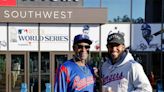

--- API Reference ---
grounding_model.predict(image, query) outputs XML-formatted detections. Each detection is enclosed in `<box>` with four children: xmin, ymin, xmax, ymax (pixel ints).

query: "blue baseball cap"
<box><xmin>73</xmin><ymin>34</ymin><xmax>92</xmax><ymax>45</ymax></box>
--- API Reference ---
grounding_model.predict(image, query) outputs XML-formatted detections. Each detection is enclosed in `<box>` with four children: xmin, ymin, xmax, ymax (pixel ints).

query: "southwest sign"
<box><xmin>0</xmin><ymin>7</ymin><xmax>107</xmax><ymax>23</ymax></box>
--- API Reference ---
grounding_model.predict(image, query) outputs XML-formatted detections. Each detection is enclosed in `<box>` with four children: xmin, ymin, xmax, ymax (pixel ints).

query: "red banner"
<box><xmin>0</xmin><ymin>0</ymin><xmax>16</xmax><ymax>6</ymax></box>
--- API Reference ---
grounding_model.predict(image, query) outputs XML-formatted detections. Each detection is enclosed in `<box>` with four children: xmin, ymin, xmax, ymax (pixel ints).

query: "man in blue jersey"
<box><xmin>54</xmin><ymin>34</ymin><xmax>95</xmax><ymax>92</ymax></box>
<box><xmin>101</xmin><ymin>32</ymin><xmax>152</xmax><ymax>92</ymax></box>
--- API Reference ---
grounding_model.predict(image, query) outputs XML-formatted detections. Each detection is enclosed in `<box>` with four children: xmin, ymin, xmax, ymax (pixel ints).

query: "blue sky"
<box><xmin>84</xmin><ymin>0</ymin><xmax>145</xmax><ymax>21</ymax></box>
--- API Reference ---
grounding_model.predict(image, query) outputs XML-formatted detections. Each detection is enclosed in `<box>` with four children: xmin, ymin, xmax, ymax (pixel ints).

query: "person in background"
<box><xmin>101</xmin><ymin>32</ymin><xmax>152</xmax><ymax>92</ymax></box>
<box><xmin>54</xmin><ymin>34</ymin><xmax>96</xmax><ymax>92</ymax></box>
<box><xmin>148</xmin><ymin>71</ymin><xmax>155</xmax><ymax>88</ymax></box>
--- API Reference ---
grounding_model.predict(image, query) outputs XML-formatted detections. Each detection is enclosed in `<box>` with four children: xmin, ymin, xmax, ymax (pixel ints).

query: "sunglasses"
<box><xmin>77</xmin><ymin>45</ymin><xmax>90</xmax><ymax>49</ymax></box>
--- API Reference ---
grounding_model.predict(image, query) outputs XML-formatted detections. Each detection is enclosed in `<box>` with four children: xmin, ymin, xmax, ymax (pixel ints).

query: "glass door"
<box><xmin>29</xmin><ymin>52</ymin><xmax>39</xmax><ymax>92</ymax></box>
<box><xmin>41</xmin><ymin>52</ymin><xmax>50</xmax><ymax>92</ymax></box>
<box><xmin>9</xmin><ymin>52</ymin><xmax>27</xmax><ymax>92</ymax></box>
<box><xmin>51</xmin><ymin>52</ymin><xmax>71</xmax><ymax>92</ymax></box>
<box><xmin>0</xmin><ymin>53</ymin><xmax>7</xmax><ymax>92</ymax></box>
<box><xmin>29</xmin><ymin>52</ymin><xmax>50</xmax><ymax>92</ymax></box>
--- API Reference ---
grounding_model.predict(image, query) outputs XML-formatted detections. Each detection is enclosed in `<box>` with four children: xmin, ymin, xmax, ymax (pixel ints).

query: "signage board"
<box><xmin>40</xmin><ymin>24</ymin><xmax>69</xmax><ymax>51</ymax></box>
<box><xmin>0</xmin><ymin>0</ymin><xmax>16</xmax><ymax>6</ymax></box>
<box><xmin>0</xmin><ymin>24</ymin><xmax>7</xmax><ymax>51</ymax></box>
<box><xmin>131</xmin><ymin>23</ymin><xmax>161</xmax><ymax>51</ymax></box>
<box><xmin>70</xmin><ymin>24</ymin><xmax>100</xmax><ymax>51</ymax></box>
<box><xmin>0</xmin><ymin>7</ymin><xmax>107</xmax><ymax>23</ymax></box>
<box><xmin>101</xmin><ymin>24</ymin><xmax>130</xmax><ymax>51</ymax></box>
<box><xmin>9</xmin><ymin>24</ymin><xmax>39</xmax><ymax>51</ymax></box>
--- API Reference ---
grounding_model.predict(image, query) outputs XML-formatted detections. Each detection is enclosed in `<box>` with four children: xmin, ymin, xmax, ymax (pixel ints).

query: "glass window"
<box><xmin>132</xmin><ymin>0</ymin><xmax>145</xmax><ymax>23</ymax></box>
<box><xmin>11</xmin><ymin>54</ymin><xmax>25</xmax><ymax>91</ymax></box>
<box><xmin>41</xmin><ymin>52</ymin><xmax>50</xmax><ymax>73</ymax></box>
<box><xmin>102</xmin><ymin>0</ymin><xmax>131</xmax><ymax>23</ymax></box>
<box><xmin>89</xmin><ymin>52</ymin><xmax>100</xmax><ymax>67</ymax></box>
<box><xmin>30</xmin><ymin>52</ymin><xmax>38</xmax><ymax>73</ymax></box>
<box><xmin>29</xmin><ymin>52</ymin><xmax>39</xmax><ymax>92</ymax></box>
<box><xmin>83</xmin><ymin>0</ymin><xmax>145</xmax><ymax>23</ymax></box>
<box><xmin>83</xmin><ymin>0</ymin><xmax>100</xmax><ymax>7</ymax></box>
<box><xmin>54</xmin><ymin>54</ymin><xmax>68</xmax><ymax>70</ymax></box>
<box><xmin>0</xmin><ymin>55</ymin><xmax>6</xmax><ymax>91</ymax></box>
<box><xmin>41</xmin><ymin>75</ymin><xmax>50</xmax><ymax>92</ymax></box>
<box><xmin>41</xmin><ymin>52</ymin><xmax>50</xmax><ymax>92</ymax></box>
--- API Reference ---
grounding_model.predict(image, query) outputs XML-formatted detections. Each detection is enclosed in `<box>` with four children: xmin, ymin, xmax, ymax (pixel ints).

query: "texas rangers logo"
<box><xmin>73</xmin><ymin>75</ymin><xmax>94</xmax><ymax>91</ymax></box>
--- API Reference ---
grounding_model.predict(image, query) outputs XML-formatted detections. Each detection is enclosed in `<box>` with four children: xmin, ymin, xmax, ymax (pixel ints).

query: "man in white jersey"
<box><xmin>101</xmin><ymin>32</ymin><xmax>152</xmax><ymax>92</ymax></box>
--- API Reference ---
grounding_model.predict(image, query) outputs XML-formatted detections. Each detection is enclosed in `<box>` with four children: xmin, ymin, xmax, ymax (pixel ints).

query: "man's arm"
<box><xmin>54</xmin><ymin>65</ymin><xmax>70</xmax><ymax>92</ymax></box>
<box><xmin>131</xmin><ymin>63</ymin><xmax>152</xmax><ymax>92</ymax></box>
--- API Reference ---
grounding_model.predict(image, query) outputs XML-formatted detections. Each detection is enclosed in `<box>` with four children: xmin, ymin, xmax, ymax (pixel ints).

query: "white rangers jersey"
<box><xmin>101</xmin><ymin>51</ymin><xmax>152</xmax><ymax>92</ymax></box>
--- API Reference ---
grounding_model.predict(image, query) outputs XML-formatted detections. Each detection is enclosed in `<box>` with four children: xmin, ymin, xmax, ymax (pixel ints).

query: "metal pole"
<box><xmin>161</xmin><ymin>0</ymin><xmax>164</xmax><ymax>81</ymax></box>
<box><xmin>100</xmin><ymin>0</ymin><xmax>102</xmax><ymax>8</ymax></box>
<box><xmin>130</xmin><ymin>0</ymin><xmax>133</xmax><ymax>50</ymax></box>
<box><xmin>38</xmin><ymin>23</ymin><xmax>41</xmax><ymax>92</ymax></box>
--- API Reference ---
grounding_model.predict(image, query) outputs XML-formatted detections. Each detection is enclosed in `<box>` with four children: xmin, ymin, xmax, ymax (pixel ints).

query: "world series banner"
<box><xmin>9</xmin><ymin>24</ymin><xmax>39</xmax><ymax>51</ymax></box>
<box><xmin>0</xmin><ymin>0</ymin><xmax>16</xmax><ymax>6</ymax></box>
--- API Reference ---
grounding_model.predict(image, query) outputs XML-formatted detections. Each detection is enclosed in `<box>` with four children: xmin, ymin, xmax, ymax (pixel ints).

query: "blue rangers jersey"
<box><xmin>54</xmin><ymin>59</ymin><xmax>95</xmax><ymax>92</ymax></box>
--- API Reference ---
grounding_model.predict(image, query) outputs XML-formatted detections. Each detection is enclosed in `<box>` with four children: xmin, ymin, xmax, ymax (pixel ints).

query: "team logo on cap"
<box><xmin>108</xmin><ymin>34</ymin><xmax>122</xmax><ymax>41</ymax></box>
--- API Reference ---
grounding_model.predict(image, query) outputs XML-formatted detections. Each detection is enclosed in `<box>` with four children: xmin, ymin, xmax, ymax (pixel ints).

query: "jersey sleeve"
<box><xmin>54</xmin><ymin>65</ymin><xmax>70</xmax><ymax>92</ymax></box>
<box><xmin>131</xmin><ymin>63</ymin><xmax>152</xmax><ymax>92</ymax></box>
